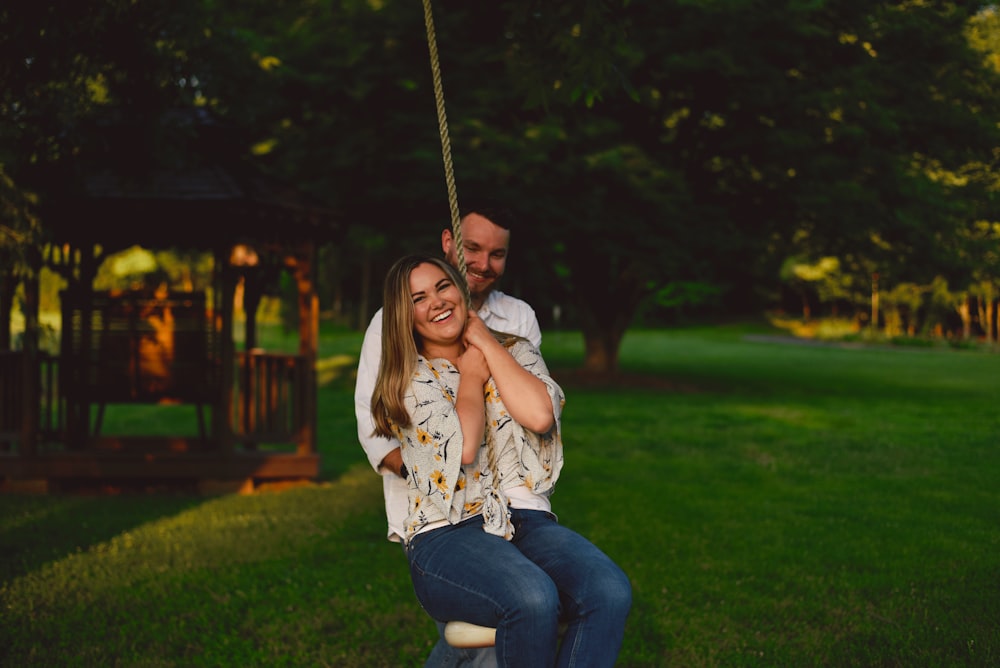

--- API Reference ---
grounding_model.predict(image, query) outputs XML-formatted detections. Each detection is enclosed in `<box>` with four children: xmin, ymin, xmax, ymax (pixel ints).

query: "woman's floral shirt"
<box><xmin>393</xmin><ymin>339</ymin><xmax>565</xmax><ymax>542</ymax></box>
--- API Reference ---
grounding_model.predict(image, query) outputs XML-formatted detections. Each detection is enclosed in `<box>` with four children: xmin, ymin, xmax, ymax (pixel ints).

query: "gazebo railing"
<box><xmin>1</xmin><ymin>349</ymin><xmax>309</xmax><ymax>452</ymax></box>
<box><xmin>232</xmin><ymin>350</ymin><xmax>310</xmax><ymax>448</ymax></box>
<box><xmin>0</xmin><ymin>350</ymin><xmax>62</xmax><ymax>452</ymax></box>
<box><xmin>0</xmin><ymin>350</ymin><xmax>22</xmax><ymax>449</ymax></box>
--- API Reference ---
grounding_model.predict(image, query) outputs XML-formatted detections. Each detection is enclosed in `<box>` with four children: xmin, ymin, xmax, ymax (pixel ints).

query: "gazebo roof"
<box><xmin>38</xmin><ymin>108</ymin><xmax>341</xmax><ymax>253</ymax></box>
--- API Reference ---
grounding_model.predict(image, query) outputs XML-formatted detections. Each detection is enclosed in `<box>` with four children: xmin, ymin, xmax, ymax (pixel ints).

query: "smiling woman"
<box><xmin>409</xmin><ymin>262</ymin><xmax>468</xmax><ymax>356</ymax></box>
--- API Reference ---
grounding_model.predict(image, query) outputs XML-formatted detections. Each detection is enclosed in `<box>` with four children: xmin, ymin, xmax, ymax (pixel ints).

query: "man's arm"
<box><xmin>379</xmin><ymin>447</ymin><xmax>405</xmax><ymax>478</ymax></box>
<box><xmin>483</xmin><ymin>293</ymin><xmax>542</xmax><ymax>349</ymax></box>
<box><xmin>522</xmin><ymin>306</ymin><xmax>542</xmax><ymax>350</ymax></box>
<box><xmin>354</xmin><ymin>310</ymin><xmax>404</xmax><ymax>476</ymax></box>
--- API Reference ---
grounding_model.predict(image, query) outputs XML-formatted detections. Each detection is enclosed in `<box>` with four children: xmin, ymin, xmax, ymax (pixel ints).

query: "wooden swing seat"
<box><xmin>443</xmin><ymin>621</ymin><xmax>498</xmax><ymax>649</ymax></box>
<box><xmin>444</xmin><ymin>620</ymin><xmax>568</xmax><ymax>649</ymax></box>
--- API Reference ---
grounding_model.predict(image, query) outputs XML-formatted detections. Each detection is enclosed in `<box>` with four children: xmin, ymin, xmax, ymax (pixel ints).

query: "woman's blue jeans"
<box><xmin>407</xmin><ymin>510</ymin><xmax>631</xmax><ymax>667</ymax></box>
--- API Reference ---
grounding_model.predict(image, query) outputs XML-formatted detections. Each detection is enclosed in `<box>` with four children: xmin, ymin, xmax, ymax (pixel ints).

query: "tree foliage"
<box><xmin>2</xmin><ymin>0</ymin><xmax>999</xmax><ymax>370</ymax></box>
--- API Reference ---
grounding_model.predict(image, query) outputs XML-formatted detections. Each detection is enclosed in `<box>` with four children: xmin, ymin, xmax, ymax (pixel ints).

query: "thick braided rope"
<box><xmin>421</xmin><ymin>0</ymin><xmax>466</xmax><ymax>286</ymax></box>
<box><xmin>421</xmin><ymin>0</ymin><xmax>501</xmax><ymax>520</ymax></box>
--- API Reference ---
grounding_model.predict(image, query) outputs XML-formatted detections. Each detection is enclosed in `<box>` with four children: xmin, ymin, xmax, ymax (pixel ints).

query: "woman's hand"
<box><xmin>463</xmin><ymin>311</ymin><xmax>495</xmax><ymax>352</ymax></box>
<box><xmin>456</xmin><ymin>342</ymin><xmax>489</xmax><ymax>386</ymax></box>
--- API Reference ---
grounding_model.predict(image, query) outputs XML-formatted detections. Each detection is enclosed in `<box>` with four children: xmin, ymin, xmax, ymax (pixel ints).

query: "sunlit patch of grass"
<box><xmin>316</xmin><ymin>353</ymin><xmax>357</xmax><ymax>387</ymax></box>
<box><xmin>766</xmin><ymin>313</ymin><xmax>861</xmax><ymax>340</ymax></box>
<box><xmin>727</xmin><ymin>403</ymin><xmax>832</xmax><ymax>429</ymax></box>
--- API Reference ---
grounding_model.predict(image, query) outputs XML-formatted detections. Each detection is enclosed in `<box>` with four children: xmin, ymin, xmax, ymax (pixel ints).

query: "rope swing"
<box><xmin>420</xmin><ymin>0</ymin><xmax>467</xmax><ymax>293</ymax></box>
<box><xmin>420</xmin><ymin>0</ymin><xmax>500</xmax><ymax>651</ymax></box>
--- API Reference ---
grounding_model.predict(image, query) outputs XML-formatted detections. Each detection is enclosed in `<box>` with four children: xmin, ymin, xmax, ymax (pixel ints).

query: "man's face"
<box><xmin>442</xmin><ymin>213</ymin><xmax>510</xmax><ymax>303</ymax></box>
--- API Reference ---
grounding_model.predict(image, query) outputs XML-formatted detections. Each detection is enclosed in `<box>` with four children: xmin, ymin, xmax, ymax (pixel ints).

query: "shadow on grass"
<box><xmin>0</xmin><ymin>351</ymin><xmax>365</xmax><ymax>586</ymax></box>
<box><xmin>0</xmin><ymin>492</ymin><xmax>204</xmax><ymax>582</ymax></box>
<box><xmin>0</xmin><ymin>462</ymin><xmax>435</xmax><ymax>667</ymax></box>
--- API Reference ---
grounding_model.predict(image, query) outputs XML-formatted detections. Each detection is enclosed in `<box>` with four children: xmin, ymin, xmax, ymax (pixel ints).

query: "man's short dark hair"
<box><xmin>459</xmin><ymin>202</ymin><xmax>517</xmax><ymax>235</ymax></box>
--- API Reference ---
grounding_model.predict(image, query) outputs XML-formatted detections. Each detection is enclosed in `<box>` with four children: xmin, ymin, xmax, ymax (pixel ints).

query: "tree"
<box><xmin>476</xmin><ymin>1</ymin><xmax>1000</xmax><ymax>369</ymax></box>
<box><xmin>0</xmin><ymin>168</ymin><xmax>39</xmax><ymax>270</ymax></box>
<box><xmin>183</xmin><ymin>1</ymin><xmax>1000</xmax><ymax>370</ymax></box>
<box><xmin>5</xmin><ymin>1</ymin><xmax>999</xmax><ymax>372</ymax></box>
<box><xmin>780</xmin><ymin>256</ymin><xmax>853</xmax><ymax>321</ymax></box>
<box><xmin>0</xmin><ymin>1</ymin><xmax>218</xmax><ymax>189</ymax></box>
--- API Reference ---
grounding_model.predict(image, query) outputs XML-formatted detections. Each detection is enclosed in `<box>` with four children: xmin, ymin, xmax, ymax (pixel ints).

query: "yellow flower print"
<box><xmin>465</xmin><ymin>501</ymin><xmax>483</xmax><ymax>514</ymax></box>
<box><xmin>416</xmin><ymin>429</ymin><xmax>433</xmax><ymax>445</ymax></box>
<box><xmin>524</xmin><ymin>473</ymin><xmax>534</xmax><ymax>489</ymax></box>
<box><xmin>484</xmin><ymin>383</ymin><xmax>499</xmax><ymax>403</ymax></box>
<box><xmin>456</xmin><ymin>477</ymin><xmax>465</xmax><ymax>491</ymax></box>
<box><xmin>431</xmin><ymin>470</ymin><xmax>449</xmax><ymax>493</ymax></box>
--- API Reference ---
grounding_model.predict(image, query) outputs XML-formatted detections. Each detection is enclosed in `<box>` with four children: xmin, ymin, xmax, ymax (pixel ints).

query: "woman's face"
<box><xmin>409</xmin><ymin>262</ymin><xmax>467</xmax><ymax>350</ymax></box>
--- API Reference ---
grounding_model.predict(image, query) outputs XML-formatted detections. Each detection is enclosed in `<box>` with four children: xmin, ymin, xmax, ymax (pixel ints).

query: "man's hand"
<box><xmin>379</xmin><ymin>447</ymin><xmax>407</xmax><ymax>478</ymax></box>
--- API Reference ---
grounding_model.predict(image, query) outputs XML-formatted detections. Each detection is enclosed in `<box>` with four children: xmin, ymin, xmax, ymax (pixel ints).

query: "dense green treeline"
<box><xmin>2</xmin><ymin>1</ymin><xmax>999</xmax><ymax>369</ymax></box>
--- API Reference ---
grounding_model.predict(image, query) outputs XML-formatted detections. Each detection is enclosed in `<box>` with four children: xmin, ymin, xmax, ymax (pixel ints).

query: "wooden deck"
<box><xmin>0</xmin><ymin>448</ymin><xmax>319</xmax><ymax>494</ymax></box>
<box><xmin>0</xmin><ymin>347</ymin><xmax>319</xmax><ymax>494</ymax></box>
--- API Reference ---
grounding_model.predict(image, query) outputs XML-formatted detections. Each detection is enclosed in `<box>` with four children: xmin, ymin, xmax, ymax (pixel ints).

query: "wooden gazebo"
<box><xmin>0</xmin><ymin>109</ymin><xmax>341</xmax><ymax>493</ymax></box>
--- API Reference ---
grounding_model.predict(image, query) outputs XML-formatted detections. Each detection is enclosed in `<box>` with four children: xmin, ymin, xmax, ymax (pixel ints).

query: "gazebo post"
<box><xmin>19</xmin><ymin>247</ymin><xmax>41</xmax><ymax>457</ymax></box>
<box><xmin>215</xmin><ymin>245</ymin><xmax>237</xmax><ymax>455</ymax></box>
<box><xmin>0</xmin><ymin>268</ymin><xmax>13</xmax><ymax>351</ymax></box>
<box><xmin>294</xmin><ymin>241</ymin><xmax>318</xmax><ymax>457</ymax></box>
<box><xmin>62</xmin><ymin>245</ymin><xmax>101</xmax><ymax>451</ymax></box>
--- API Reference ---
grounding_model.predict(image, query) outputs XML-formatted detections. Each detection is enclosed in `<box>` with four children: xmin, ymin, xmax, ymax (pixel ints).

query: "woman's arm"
<box><xmin>464</xmin><ymin>312</ymin><xmax>554</xmax><ymax>434</ymax></box>
<box><xmin>455</xmin><ymin>345</ymin><xmax>489</xmax><ymax>464</ymax></box>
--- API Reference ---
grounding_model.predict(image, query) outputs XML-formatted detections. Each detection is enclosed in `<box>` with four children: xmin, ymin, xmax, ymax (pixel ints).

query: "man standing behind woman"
<box><xmin>356</xmin><ymin>206</ymin><xmax>540</xmax><ymax>543</ymax></box>
<box><xmin>369</xmin><ymin>253</ymin><xmax>631</xmax><ymax>667</ymax></box>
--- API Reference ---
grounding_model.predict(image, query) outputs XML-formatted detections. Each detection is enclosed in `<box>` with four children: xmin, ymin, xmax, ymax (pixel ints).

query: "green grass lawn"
<box><xmin>2</xmin><ymin>324</ymin><xmax>999</xmax><ymax>666</ymax></box>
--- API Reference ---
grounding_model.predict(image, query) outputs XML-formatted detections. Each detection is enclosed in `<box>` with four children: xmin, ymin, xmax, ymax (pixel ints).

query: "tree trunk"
<box><xmin>987</xmin><ymin>296</ymin><xmax>997</xmax><ymax>345</ymax></box>
<box><xmin>0</xmin><ymin>269</ymin><xmax>14</xmax><ymax>350</ymax></box>
<box><xmin>871</xmin><ymin>272</ymin><xmax>879</xmax><ymax>332</ymax></box>
<box><xmin>979</xmin><ymin>284</ymin><xmax>997</xmax><ymax>344</ymax></box>
<box><xmin>567</xmin><ymin>251</ymin><xmax>645</xmax><ymax>376</ymax></box>
<box><xmin>576</xmin><ymin>282</ymin><xmax>639</xmax><ymax>375</ymax></box>
<box><xmin>581</xmin><ymin>327</ymin><xmax>625</xmax><ymax>375</ymax></box>
<box><xmin>958</xmin><ymin>299</ymin><xmax>971</xmax><ymax>340</ymax></box>
<box><xmin>358</xmin><ymin>247</ymin><xmax>371</xmax><ymax>331</ymax></box>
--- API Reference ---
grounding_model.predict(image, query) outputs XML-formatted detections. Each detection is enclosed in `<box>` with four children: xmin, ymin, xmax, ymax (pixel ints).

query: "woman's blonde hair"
<box><xmin>370</xmin><ymin>254</ymin><xmax>471</xmax><ymax>437</ymax></box>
